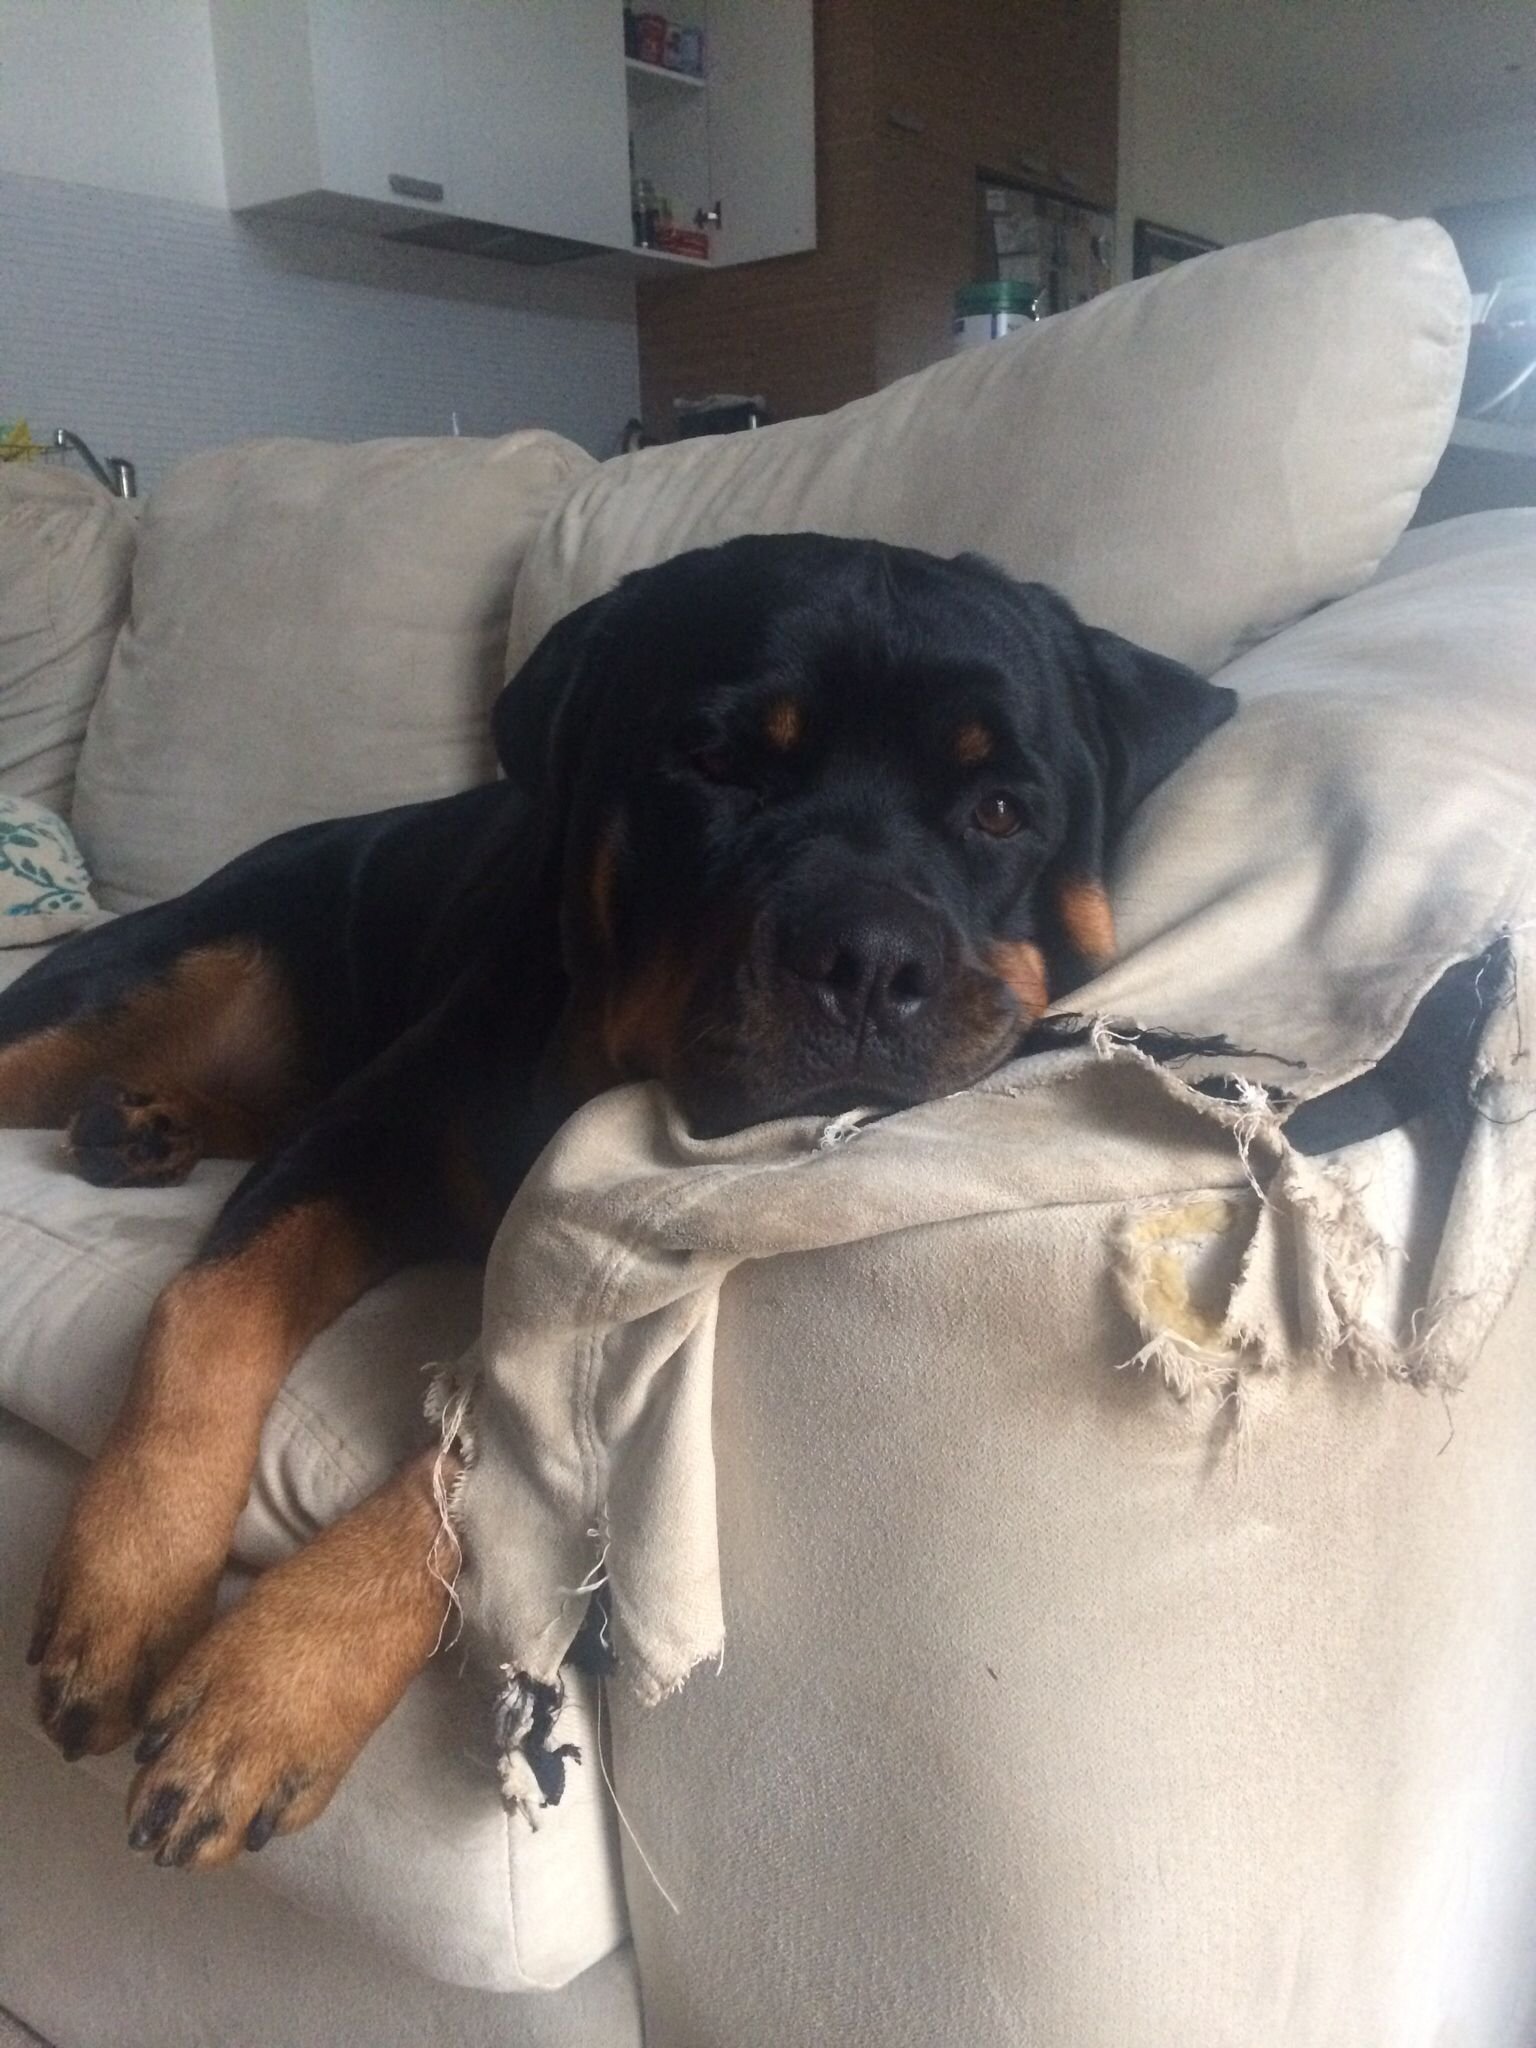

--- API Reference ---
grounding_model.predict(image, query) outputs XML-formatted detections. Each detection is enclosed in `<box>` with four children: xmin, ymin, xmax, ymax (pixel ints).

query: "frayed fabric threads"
<box><xmin>1112</xmin><ymin>932</ymin><xmax>1536</xmax><ymax>1422</ymax></box>
<box><xmin>1113</xmin><ymin>1159</ymin><xmax>1401</xmax><ymax>1421</ymax></box>
<box><xmin>423</xmin><ymin>1360</ymin><xmax>478</xmax><ymax>1649</ymax></box>
<box><xmin>492</xmin><ymin>1667</ymin><xmax>582</xmax><ymax>1828</ymax></box>
<box><xmin>428</xmin><ymin>933</ymin><xmax>1535</xmax><ymax>1721</ymax></box>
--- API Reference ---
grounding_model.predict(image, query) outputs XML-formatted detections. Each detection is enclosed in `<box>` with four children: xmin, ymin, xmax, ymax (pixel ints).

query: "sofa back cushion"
<box><xmin>72</xmin><ymin>432</ymin><xmax>593</xmax><ymax>910</ymax></box>
<box><xmin>507</xmin><ymin>216</ymin><xmax>1467</xmax><ymax>689</ymax></box>
<box><xmin>0</xmin><ymin>466</ymin><xmax>136</xmax><ymax>817</ymax></box>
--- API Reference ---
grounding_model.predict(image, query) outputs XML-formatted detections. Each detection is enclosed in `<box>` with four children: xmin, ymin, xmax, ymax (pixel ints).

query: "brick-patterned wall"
<box><xmin>1</xmin><ymin>173</ymin><xmax>641</xmax><ymax>489</ymax></box>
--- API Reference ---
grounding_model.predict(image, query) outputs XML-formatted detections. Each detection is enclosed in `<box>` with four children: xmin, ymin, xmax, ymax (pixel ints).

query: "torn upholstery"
<box><xmin>440</xmin><ymin>513</ymin><xmax>1536</xmax><ymax>1712</ymax></box>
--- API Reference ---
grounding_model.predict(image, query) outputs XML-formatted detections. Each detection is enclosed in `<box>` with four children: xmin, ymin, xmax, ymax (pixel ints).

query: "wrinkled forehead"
<box><xmin>630</xmin><ymin>562</ymin><xmax>1062</xmax><ymax>761</ymax></box>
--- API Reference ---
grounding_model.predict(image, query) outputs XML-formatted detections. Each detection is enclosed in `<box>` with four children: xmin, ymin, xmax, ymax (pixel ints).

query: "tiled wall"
<box><xmin>2</xmin><ymin>172</ymin><xmax>640</xmax><ymax>489</ymax></box>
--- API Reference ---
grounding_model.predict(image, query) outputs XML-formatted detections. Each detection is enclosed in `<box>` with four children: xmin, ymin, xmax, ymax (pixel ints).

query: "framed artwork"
<box><xmin>1133</xmin><ymin>219</ymin><xmax>1221</xmax><ymax>279</ymax></box>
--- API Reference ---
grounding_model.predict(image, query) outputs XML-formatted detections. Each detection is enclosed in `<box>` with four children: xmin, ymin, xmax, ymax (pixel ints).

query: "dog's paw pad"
<box><xmin>65</xmin><ymin>1079</ymin><xmax>202</xmax><ymax>1188</ymax></box>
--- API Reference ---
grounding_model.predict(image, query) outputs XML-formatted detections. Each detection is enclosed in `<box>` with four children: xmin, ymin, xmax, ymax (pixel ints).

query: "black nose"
<box><xmin>778</xmin><ymin>899</ymin><xmax>943</xmax><ymax>1033</ymax></box>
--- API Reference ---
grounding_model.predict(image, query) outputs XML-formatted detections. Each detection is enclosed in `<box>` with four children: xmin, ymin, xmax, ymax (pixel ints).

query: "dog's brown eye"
<box><xmin>973</xmin><ymin>793</ymin><xmax>1023</xmax><ymax>838</ymax></box>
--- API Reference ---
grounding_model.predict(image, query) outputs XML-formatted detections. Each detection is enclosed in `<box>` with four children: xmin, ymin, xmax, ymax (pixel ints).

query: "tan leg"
<box><xmin>30</xmin><ymin>1200</ymin><xmax>385</xmax><ymax>1757</ymax></box>
<box><xmin>0</xmin><ymin>940</ymin><xmax>303</xmax><ymax>1154</ymax></box>
<box><xmin>124</xmin><ymin>1450</ymin><xmax>455</xmax><ymax>1868</ymax></box>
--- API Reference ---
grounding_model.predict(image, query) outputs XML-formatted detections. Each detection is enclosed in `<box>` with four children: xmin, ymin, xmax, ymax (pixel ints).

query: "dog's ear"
<box><xmin>1049</xmin><ymin>623</ymin><xmax>1236</xmax><ymax>974</ymax></box>
<box><xmin>491</xmin><ymin>590</ymin><xmax>622</xmax><ymax>803</ymax></box>
<box><xmin>1077</xmin><ymin>625</ymin><xmax>1236</xmax><ymax>833</ymax></box>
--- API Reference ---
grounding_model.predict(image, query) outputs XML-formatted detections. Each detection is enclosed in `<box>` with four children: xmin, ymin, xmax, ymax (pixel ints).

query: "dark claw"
<box><xmin>134</xmin><ymin>1722</ymin><xmax>174</xmax><ymax>1765</ymax></box>
<box><xmin>245</xmin><ymin>1772</ymin><xmax>303</xmax><ymax>1853</ymax></box>
<box><xmin>55</xmin><ymin>1702</ymin><xmax>95</xmax><ymax>1762</ymax></box>
<box><xmin>26</xmin><ymin>1611</ymin><xmax>55</xmax><ymax>1666</ymax></box>
<box><xmin>244</xmin><ymin>1809</ymin><xmax>278</xmax><ymax>1853</ymax></box>
<box><xmin>128</xmin><ymin>1783</ymin><xmax>186</xmax><ymax>1851</ymax></box>
<box><xmin>133</xmin><ymin>1693</ymin><xmax>196</xmax><ymax>1762</ymax></box>
<box><xmin>157</xmin><ymin>1812</ymin><xmax>222</xmax><ymax>1869</ymax></box>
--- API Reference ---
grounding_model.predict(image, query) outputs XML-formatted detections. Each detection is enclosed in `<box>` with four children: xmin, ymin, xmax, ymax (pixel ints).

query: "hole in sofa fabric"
<box><xmin>1285</xmin><ymin>946</ymin><xmax>1503</xmax><ymax>1156</ymax></box>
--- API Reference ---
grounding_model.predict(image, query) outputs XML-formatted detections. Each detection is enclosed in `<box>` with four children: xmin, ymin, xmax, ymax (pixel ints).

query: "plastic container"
<box><xmin>952</xmin><ymin>280</ymin><xmax>1041</xmax><ymax>351</ymax></box>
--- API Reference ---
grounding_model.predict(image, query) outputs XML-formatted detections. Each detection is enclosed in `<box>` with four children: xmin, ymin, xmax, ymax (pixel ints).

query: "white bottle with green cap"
<box><xmin>952</xmin><ymin>281</ymin><xmax>1041</xmax><ymax>351</ymax></box>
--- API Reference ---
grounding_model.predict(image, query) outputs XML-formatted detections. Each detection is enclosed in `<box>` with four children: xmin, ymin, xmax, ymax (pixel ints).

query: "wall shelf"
<box><xmin>625</xmin><ymin>57</ymin><xmax>707</xmax><ymax>97</ymax></box>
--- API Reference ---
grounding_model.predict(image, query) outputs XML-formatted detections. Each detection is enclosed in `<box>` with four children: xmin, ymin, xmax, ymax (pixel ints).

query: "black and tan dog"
<box><xmin>3</xmin><ymin>534</ymin><xmax>1233</xmax><ymax>1867</ymax></box>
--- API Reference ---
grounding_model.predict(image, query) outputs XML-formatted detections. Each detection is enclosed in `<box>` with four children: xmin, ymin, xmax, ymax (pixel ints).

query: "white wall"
<box><xmin>1115</xmin><ymin>0</ymin><xmax>1336</xmax><ymax>275</ymax></box>
<box><xmin>1117</xmin><ymin>0</ymin><xmax>1536</xmax><ymax>272</ymax></box>
<box><xmin>1330</xmin><ymin>117</ymin><xmax>1536</xmax><ymax>219</ymax></box>
<box><xmin>0</xmin><ymin>0</ymin><xmax>640</xmax><ymax>481</ymax></box>
<box><xmin>2</xmin><ymin>172</ymin><xmax>640</xmax><ymax>487</ymax></box>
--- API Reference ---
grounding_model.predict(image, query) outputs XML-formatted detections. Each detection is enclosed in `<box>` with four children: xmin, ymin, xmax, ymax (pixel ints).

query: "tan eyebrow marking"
<box><xmin>954</xmin><ymin>721</ymin><xmax>994</xmax><ymax>767</ymax></box>
<box><xmin>763</xmin><ymin>696</ymin><xmax>803</xmax><ymax>750</ymax></box>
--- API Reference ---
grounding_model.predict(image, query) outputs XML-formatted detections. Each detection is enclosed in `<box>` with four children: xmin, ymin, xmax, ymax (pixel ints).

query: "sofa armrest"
<box><xmin>609</xmin><ymin>1172</ymin><xmax>1536</xmax><ymax>2047</ymax></box>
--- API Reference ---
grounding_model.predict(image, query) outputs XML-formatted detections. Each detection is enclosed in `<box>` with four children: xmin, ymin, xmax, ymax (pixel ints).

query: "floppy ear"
<box><xmin>1078</xmin><ymin>625</ymin><xmax>1236</xmax><ymax>831</ymax></box>
<box><xmin>1050</xmin><ymin>624</ymin><xmax>1236</xmax><ymax>973</ymax></box>
<box><xmin>491</xmin><ymin>590</ymin><xmax>622</xmax><ymax>802</ymax></box>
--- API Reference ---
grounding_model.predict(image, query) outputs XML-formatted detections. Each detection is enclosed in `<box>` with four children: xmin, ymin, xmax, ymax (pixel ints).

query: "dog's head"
<box><xmin>496</xmin><ymin>535</ymin><xmax>1234</xmax><ymax>1135</ymax></box>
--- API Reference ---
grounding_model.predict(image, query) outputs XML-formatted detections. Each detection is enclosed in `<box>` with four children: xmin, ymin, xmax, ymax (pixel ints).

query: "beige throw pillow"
<box><xmin>0</xmin><ymin>466</ymin><xmax>136</xmax><ymax>817</ymax></box>
<box><xmin>72</xmin><ymin>433</ymin><xmax>594</xmax><ymax>910</ymax></box>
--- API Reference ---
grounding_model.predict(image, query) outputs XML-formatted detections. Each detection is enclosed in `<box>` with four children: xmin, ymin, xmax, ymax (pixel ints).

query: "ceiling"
<box><xmin>1162</xmin><ymin>0</ymin><xmax>1536</xmax><ymax>139</ymax></box>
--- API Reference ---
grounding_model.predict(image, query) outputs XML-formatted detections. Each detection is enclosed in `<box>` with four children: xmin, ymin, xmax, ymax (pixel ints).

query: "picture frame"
<box><xmin>1132</xmin><ymin>219</ymin><xmax>1221</xmax><ymax>279</ymax></box>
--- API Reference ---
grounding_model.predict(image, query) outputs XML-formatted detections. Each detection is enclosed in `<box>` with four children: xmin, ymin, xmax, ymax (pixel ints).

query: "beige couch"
<box><xmin>3</xmin><ymin>215</ymin><xmax>1534</xmax><ymax>2048</ymax></box>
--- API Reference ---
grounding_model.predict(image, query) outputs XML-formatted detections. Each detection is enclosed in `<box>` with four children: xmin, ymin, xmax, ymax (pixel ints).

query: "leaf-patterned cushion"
<box><xmin>0</xmin><ymin>793</ymin><xmax>100</xmax><ymax>945</ymax></box>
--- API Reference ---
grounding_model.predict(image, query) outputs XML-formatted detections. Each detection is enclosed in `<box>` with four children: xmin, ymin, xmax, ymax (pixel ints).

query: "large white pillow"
<box><xmin>72</xmin><ymin>432</ymin><xmax>594</xmax><ymax>910</ymax></box>
<box><xmin>0</xmin><ymin>466</ymin><xmax>136</xmax><ymax>816</ymax></box>
<box><xmin>508</xmin><ymin>216</ymin><xmax>1468</xmax><ymax>682</ymax></box>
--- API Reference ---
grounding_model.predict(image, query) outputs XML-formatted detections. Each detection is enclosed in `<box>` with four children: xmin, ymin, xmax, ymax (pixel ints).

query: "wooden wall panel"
<box><xmin>636</xmin><ymin>0</ymin><xmax>880</xmax><ymax>434</ymax></box>
<box><xmin>874</xmin><ymin>0</ymin><xmax>1119</xmax><ymax>386</ymax></box>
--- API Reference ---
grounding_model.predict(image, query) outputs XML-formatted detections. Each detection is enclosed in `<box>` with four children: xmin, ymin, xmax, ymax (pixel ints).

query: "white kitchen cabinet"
<box><xmin>210</xmin><ymin>0</ymin><xmax>449</xmax><ymax>221</ymax></box>
<box><xmin>626</xmin><ymin>0</ymin><xmax>815</xmax><ymax>266</ymax></box>
<box><xmin>307</xmin><ymin>0</ymin><xmax>452</xmax><ymax>212</ymax></box>
<box><xmin>443</xmin><ymin>5</ymin><xmax>631</xmax><ymax>248</ymax></box>
<box><xmin>209</xmin><ymin>0</ymin><xmax>815</xmax><ymax>268</ymax></box>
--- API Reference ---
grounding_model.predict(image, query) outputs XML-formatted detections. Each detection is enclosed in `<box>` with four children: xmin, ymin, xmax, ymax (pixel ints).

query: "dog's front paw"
<box><xmin>29</xmin><ymin>1454</ymin><xmax>223</xmax><ymax>1760</ymax></box>
<box><xmin>65</xmin><ymin>1079</ymin><xmax>203</xmax><ymax>1188</ymax></box>
<box><xmin>126</xmin><ymin>1628</ymin><xmax>350</xmax><ymax>1869</ymax></box>
<box><xmin>125</xmin><ymin>1618</ymin><xmax>372</xmax><ymax>1869</ymax></box>
<box><xmin>125</xmin><ymin>1452</ymin><xmax>452</xmax><ymax>1869</ymax></box>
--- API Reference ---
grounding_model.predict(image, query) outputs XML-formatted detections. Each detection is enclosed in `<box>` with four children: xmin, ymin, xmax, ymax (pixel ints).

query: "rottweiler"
<box><xmin>3</xmin><ymin>534</ymin><xmax>1234</xmax><ymax>1867</ymax></box>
